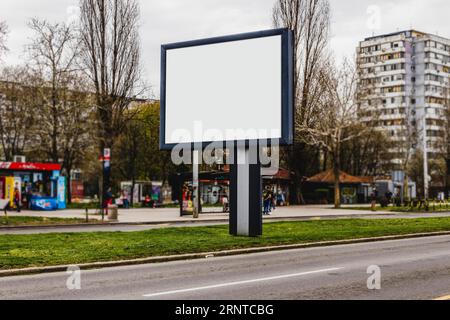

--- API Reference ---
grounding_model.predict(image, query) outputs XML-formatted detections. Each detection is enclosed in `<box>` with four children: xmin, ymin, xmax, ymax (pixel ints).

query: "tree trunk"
<box><xmin>130</xmin><ymin>177</ymin><xmax>135</xmax><ymax>207</ymax></box>
<box><xmin>403</xmin><ymin>173</ymin><xmax>409</xmax><ymax>201</ymax></box>
<box><xmin>287</xmin><ymin>144</ymin><xmax>309</xmax><ymax>205</ymax></box>
<box><xmin>323</xmin><ymin>148</ymin><xmax>328</xmax><ymax>172</ymax></box>
<box><xmin>333</xmin><ymin>149</ymin><xmax>341</xmax><ymax>209</ymax></box>
<box><xmin>51</xmin><ymin>76</ymin><xmax>59</xmax><ymax>163</ymax></box>
<box><xmin>67</xmin><ymin>173</ymin><xmax>72</xmax><ymax>204</ymax></box>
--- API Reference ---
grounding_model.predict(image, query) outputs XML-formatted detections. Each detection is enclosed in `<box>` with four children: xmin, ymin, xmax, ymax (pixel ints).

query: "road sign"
<box><xmin>103</xmin><ymin>148</ymin><xmax>111</xmax><ymax>169</ymax></box>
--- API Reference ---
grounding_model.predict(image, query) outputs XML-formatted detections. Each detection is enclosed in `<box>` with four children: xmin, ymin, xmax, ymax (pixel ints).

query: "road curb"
<box><xmin>1</xmin><ymin>231</ymin><xmax>450</xmax><ymax>278</ymax></box>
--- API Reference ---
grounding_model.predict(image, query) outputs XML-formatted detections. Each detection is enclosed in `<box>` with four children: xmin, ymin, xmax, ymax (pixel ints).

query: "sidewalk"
<box><xmin>5</xmin><ymin>205</ymin><xmax>396</xmax><ymax>224</ymax></box>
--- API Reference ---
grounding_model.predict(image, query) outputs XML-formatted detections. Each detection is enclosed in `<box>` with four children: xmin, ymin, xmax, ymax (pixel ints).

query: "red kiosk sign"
<box><xmin>0</xmin><ymin>162</ymin><xmax>61</xmax><ymax>171</ymax></box>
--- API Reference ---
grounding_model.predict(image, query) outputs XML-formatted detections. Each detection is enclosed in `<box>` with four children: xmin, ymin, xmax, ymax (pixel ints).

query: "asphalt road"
<box><xmin>0</xmin><ymin>235</ymin><xmax>450</xmax><ymax>300</ymax></box>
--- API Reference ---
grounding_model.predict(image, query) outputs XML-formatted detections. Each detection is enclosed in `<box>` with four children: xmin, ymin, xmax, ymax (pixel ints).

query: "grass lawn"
<box><xmin>66</xmin><ymin>202</ymin><xmax>101</xmax><ymax>210</ymax></box>
<box><xmin>1</xmin><ymin>217</ymin><xmax>450</xmax><ymax>270</ymax></box>
<box><xmin>0</xmin><ymin>216</ymin><xmax>89</xmax><ymax>227</ymax></box>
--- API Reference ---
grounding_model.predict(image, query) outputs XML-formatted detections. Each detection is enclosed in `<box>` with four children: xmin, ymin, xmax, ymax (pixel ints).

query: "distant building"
<box><xmin>357</xmin><ymin>30</ymin><xmax>450</xmax><ymax>168</ymax></box>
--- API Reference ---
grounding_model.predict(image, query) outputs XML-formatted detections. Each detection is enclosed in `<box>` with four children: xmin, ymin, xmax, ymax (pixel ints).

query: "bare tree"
<box><xmin>273</xmin><ymin>0</ymin><xmax>330</xmax><ymax>204</ymax></box>
<box><xmin>79</xmin><ymin>0</ymin><xmax>143</xmax><ymax>203</ymax></box>
<box><xmin>340</xmin><ymin>125</ymin><xmax>392</xmax><ymax>177</ymax></box>
<box><xmin>59</xmin><ymin>74</ymin><xmax>97</xmax><ymax>203</ymax></box>
<box><xmin>0</xmin><ymin>20</ymin><xmax>8</xmax><ymax>58</ymax></box>
<box><xmin>115</xmin><ymin>112</ymin><xmax>145</xmax><ymax>206</ymax></box>
<box><xmin>25</xmin><ymin>19</ymin><xmax>98</xmax><ymax>202</ymax></box>
<box><xmin>274</xmin><ymin>0</ymin><xmax>330</xmax><ymax>125</ymax></box>
<box><xmin>0</xmin><ymin>67</ymin><xmax>39</xmax><ymax>161</ymax></box>
<box><xmin>391</xmin><ymin>96</ymin><xmax>417</xmax><ymax>200</ymax></box>
<box><xmin>353</xmin><ymin>52</ymin><xmax>390</xmax><ymax>178</ymax></box>
<box><xmin>27</xmin><ymin>18</ymin><xmax>80</xmax><ymax>163</ymax></box>
<box><xmin>297</xmin><ymin>60</ymin><xmax>362</xmax><ymax>208</ymax></box>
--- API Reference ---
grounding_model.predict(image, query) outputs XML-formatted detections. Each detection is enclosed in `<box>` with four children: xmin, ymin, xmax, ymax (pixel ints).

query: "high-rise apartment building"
<box><xmin>357</xmin><ymin>30</ymin><xmax>450</xmax><ymax>192</ymax></box>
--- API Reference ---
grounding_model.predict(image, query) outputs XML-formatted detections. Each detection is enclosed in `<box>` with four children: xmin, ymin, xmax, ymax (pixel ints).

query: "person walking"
<box><xmin>25</xmin><ymin>183</ymin><xmax>33</xmax><ymax>210</ymax></box>
<box><xmin>270</xmin><ymin>190</ymin><xmax>276</xmax><ymax>212</ymax></box>
<box><xmin>370</xmin><ymin>191</ymin><xmax>377</xmax><ymax>212</ymax></box>
<box><xmin>263</xmin><ymin>189</ymin><xmax>271</xmax><ymax>215</ymax></box>
<box><xmin>14</xmin><ymin>187</ymin><xmax>21</xmax><ymax>213</ymax></box>
<box><xmin>103</xmin><ymin>188</ymin><xmax>113</xmax><ymax>215</ymax></box>
<box><xmin>122</xmin><ymin>189</ymin><xmax>130</xmax><ymax>209</ymax></box>
<box><xmin>222</xmin><ymin>195</ymin><xmax>229</xmax><ymax>213</ymax></box>
<box><xmin>277</xmin><ymin>191</ymin><xmax>285</xmax><ymax>207</ymax></box>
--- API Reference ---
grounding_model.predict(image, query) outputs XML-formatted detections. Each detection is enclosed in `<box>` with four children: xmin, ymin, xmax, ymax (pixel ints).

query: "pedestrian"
<box><xmin>370</xmin><ymin>191</ymin><xmax>377</xmax><ymax>212</ymax></box>
<box><xmin>122</xmin><ymin>189</ymin><xmax>130</xmax><ymax>209</ymax></box>
<box><xmin>438</xmin><ymin>192</ymin><xmax>445</xmax><ymax>203</ymax></box>
<box><xmin>103</xmin><ymin>188</ymin><xmax>113</xmax><ymax>214</ymax></box>
<box><xmin>277</xmin><ymin>191</ymin><xmax>285</xmax><ymax>207</ymax></box>
<box><xmin>144</xmin><ymin>194</ymin><xmax>152</xmax><ymax>207</ymax></box>
<box><xmin>14</xmin><ymin>187</ymin><xmax>21</xmax><ymax>213</ymax></box>
<box><xmin>270</xmin><ymin>190</ymin><xmax>277</xmax><ymax>212</ymax></box>
<box><xmin>222</xmin><ymin>195</ymin><xmax>229</xmax><ymax>213</ymax></box>
<box><xmin>25</xmin><ymin>183</ymin><xmax>33</xmax><ymax>210</ymax></box>
<box><xmin>385</xmin><ymin>191</ymin><xmax>393</xmax><ymax>204</ymax></box>
<box><xmin>263</xmin><ymin>189</ymin><xmax>271</xmax><ymax>215</ymax></box>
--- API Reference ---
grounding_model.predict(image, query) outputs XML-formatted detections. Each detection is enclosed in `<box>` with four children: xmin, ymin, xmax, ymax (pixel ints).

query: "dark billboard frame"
<box><xmin>160</xmin><ymin>28</ymin><xmax>294</xmax><ymax>151</ymax></box>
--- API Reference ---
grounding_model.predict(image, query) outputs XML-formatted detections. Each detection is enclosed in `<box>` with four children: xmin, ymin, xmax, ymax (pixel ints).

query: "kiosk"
<box><xmin>0</xmin><ymin>162</ymin><xmax>66</xmax><ymax>211</ymax></box>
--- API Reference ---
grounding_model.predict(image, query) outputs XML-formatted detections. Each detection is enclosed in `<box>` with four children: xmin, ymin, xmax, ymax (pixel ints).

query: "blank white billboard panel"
<box><xmin>160</xmin><ymin>29</ymin><xmax>293</xmax><ymax>149</ymax></box>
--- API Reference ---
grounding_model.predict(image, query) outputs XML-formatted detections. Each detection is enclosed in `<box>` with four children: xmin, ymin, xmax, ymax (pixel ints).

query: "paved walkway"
<box><xmin>5</xmin><ymin>205</ymin><xmax>450</xmax><ymax>224</ymax></box>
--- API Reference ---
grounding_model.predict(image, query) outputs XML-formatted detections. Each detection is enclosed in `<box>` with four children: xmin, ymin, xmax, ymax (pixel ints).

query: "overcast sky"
<box><xmin>0</xmin><ymin>0</ymin><xmax>449</xmax><ymax>98</ymax></box>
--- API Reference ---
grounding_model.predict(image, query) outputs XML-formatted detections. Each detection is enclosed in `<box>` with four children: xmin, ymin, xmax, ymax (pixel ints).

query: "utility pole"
<box><xmin>423</xmin><ymin>112</ymin><xmax>429</xmax><ymax>200</ymax></box>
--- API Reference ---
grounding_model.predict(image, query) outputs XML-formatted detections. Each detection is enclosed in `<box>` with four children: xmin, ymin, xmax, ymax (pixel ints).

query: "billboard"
<box><xmin>160</xmin><ymin>28</ymin><xmax>294</xmax><ymax>150</ymax></box>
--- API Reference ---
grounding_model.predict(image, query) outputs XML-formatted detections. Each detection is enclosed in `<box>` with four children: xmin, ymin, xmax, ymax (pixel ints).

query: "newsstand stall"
<box><xmin>0</xmin><ymin>162</ymin><xmax>66</xmax><ymax>211</ymax></box>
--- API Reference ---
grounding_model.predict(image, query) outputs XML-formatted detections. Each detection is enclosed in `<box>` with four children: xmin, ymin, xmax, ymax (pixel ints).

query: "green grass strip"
<box><xmin>1</xmin><ymin>218</ymin><xmax>450</xmax><ymax>270</ymax></box>
<box><xmin>0</xmin><ymin>216</ymin><xmax>88</xmax><ymax>227</ymax></box>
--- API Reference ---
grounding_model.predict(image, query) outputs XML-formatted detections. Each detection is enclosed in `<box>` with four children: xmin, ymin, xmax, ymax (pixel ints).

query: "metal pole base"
<box><xmin>229</xmin><ymin>147</ymin><xmax>262</xmax><ymax>237</ymax></box>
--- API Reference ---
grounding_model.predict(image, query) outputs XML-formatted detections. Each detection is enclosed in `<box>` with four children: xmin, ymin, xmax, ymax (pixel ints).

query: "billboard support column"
<box><xmin>193</xmin><ymin>149</ymin><xmax>200</xmax><ymax>219</ymax></box>
<box><xmin>230</xmin><ymin>146</ymin><xmax>262</xmax><ymax>237</ymax></box>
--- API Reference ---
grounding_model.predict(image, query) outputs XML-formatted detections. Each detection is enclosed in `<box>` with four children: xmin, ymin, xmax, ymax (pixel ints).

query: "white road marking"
<box><xmin>143</xmin><ymin>267</ymin><xmax>342</xmax><ymax>298</ymax></box>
